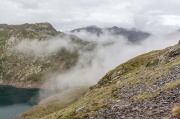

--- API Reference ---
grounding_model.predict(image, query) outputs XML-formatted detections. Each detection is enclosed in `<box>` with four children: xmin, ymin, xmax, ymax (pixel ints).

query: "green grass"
<box><xmin>0</xmin><ymin>31</ymin><xmax>9</xmax><ymax>39</ymax></box>
<box><xmin>134</xmin><ymin>92</ymin><xmax>152</xmax><ymax>101</ymax></box>
<box><xmin>17</xmin><ymin>88</ymin><xmax>87</xmax><ymax>119</ymax></box>
<box><xmin>163</xmin><ymin>79</ymin><xmax>180</xmax><ymax>90</ymax></box>
<box><xmin>98</xmin><ymin>49</ymin><xmax>164</xmax><ymax>87</ymax></box>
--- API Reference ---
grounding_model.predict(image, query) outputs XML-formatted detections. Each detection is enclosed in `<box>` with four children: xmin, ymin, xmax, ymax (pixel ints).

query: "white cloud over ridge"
<box><xmin>0</xmin><ymin>0</ymin><xmax>180</xmax><ymax>35</ymax></box>
<box><xmin>37</xmin><ymin>31</ymin><xmax>179</xmax><ymax>97</ymax></box>
<box><xmin>8</xmin><ymin>27</ymin><xmax>179</xmax><ymax>99</ymax></box>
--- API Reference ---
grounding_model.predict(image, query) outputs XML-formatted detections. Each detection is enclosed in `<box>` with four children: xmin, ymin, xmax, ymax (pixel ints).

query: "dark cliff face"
<box><xmin>71</xmin><ymin>26</ymin><xmax>151</xmax><ymax>43</ymax></box>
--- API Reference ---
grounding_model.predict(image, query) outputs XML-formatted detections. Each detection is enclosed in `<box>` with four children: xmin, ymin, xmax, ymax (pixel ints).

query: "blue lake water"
<box><xmin>0</xmin><ymin>85</ymin><xmax>39</xmax><ymax>119</ymax></box>
<box><xmin>0</xmin><ymin>85</ymin><xmax>58</xmax><ymax>119</ymax></box>
<box><xmin>0</xmin><ymin>104</ymin><xmax>33</xmax><ymax>119</ymax></box>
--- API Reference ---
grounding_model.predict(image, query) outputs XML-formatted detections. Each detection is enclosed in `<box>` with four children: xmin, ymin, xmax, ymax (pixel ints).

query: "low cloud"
<box><xmin>8</xmin><ymin>31</ymin><xmax>179</xmax><ymax>100</ymax></box>
<box><xmin>38</xmin><ymin>31</ymin><xmax>179</xmax><ymax>99</ymax></box>
<box><xmin>10</xmin><ymin>36</ymin><xmax>76</xmax><ymax>57</ymax></box>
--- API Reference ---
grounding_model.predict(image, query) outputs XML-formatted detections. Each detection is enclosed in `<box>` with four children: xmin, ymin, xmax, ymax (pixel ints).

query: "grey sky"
<box><xmin>0</xmin><ymin>0</ymin><xmax>180</xmax><ymax>34</ymax></box>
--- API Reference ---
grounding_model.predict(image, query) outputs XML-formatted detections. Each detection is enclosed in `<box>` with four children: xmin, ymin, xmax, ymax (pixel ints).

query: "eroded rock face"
<box><xmin>146</xmin><ymin>44</ymin><xmax>180</xmax><ymax>67</ymax></box>
<box><xmin>168</xmin><ymin>47</ymin><xmax>180</xmax><ymax>58</ymax></box>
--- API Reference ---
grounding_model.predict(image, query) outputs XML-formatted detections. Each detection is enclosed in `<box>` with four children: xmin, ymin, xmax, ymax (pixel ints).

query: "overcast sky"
<box><xmin>0</xmin><ymin>0</ymin><xmax>180</xmax><ymax>35</ymax></box>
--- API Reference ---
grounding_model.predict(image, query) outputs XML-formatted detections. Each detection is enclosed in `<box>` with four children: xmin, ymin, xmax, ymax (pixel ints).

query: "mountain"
<box><xmin>0</xmin><ymin>23</ymin><xmax>58</xmax><ymax>40</ymax></box>
<box><xmin>71</xmin><ymin>25</ymin><xmax>103</xmax><ymax>36</ymax></box>
<box><xmin>16</xmin><ymin>43</ymin><xmax>180</xmax><ymax>119</ymax></box>
<box><xmin>0</xmin><ymin>23</ymin><xmax>94</xmax><ymax>88</ymax></box>
<box><xmin>71</xmin><ymin>26</ymin><xmax>151</xmax><ymax>43</ymax></box>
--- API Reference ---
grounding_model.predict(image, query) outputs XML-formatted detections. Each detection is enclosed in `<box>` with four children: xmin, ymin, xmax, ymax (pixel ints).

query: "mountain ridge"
<box><xmin>71</xmin><ymin>25</ymin><xmax>151</xmax><ymax>43</ymax></box>
<box><xmin>16</xmin><ymin>43</ymin><xmax>180</xmax><ymax>119</ymax></box>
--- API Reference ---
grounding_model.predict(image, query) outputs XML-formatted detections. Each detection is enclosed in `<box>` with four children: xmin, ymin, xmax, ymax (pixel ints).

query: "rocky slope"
<box><xmin>16</xmin><ymin>43</ymin><xmax>180</xmax><ymax>119</ymax></box>
<box><xmin>0</xmin><ymin>23</ymin><xmax>94</xmax><ymax>88</ymax></box>
<box><xmin>71</xmin><ymin>26</ymin><xmax>151</xmax><ymax>43</ymax></box>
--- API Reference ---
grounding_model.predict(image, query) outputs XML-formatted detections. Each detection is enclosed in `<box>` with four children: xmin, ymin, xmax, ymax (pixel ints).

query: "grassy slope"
<box><xmin>17</xmin><ymin>44</ymin><xmax>180</xmax><ymax>119</ymax></box>
<box><xmin>15</xmin><ymin>88</ymin><xmax>88</xmax><ymax>119</ymax></box>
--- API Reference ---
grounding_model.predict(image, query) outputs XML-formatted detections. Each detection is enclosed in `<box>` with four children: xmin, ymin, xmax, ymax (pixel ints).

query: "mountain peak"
<box><xmin>85</xmin><ymin>25</ymin><xmax>100</xmax><ymax>29</ymax></box>
<box><xmin>71</xmin><ymin>25</ymin><xmax>103</xmax><ymax>36</ymax></box>
<box><xmin>111</xmin><ymin>26</ymin><xmax>119</xmax><ymax>29</ymax></box>
<box><xmin>34</xmin><ymin>22</ymin><xmax>54</xmax><ymax>28</ymax></box>
<box><xmin>0</xmin><ymin>22</ymin><xmax>58</xmax><ymax>39</ymax></box>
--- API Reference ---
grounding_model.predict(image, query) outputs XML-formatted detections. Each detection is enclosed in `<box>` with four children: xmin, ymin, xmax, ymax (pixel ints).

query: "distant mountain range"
<box><xmin>71</xmin><ymin>25</ymin><xmax>151</xmax><ymax>43</ymax></box>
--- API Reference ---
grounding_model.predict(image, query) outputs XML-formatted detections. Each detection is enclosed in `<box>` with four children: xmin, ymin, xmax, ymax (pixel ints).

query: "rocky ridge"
<box><xmin>88</xmin><ymin>65</ymin><xmax>180</xmax><ymax>119</ymax></box>
<box><xmin>16</xmin><ymin>43</ymin><xmax>180</xmax><ymax>119</ymax></box>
